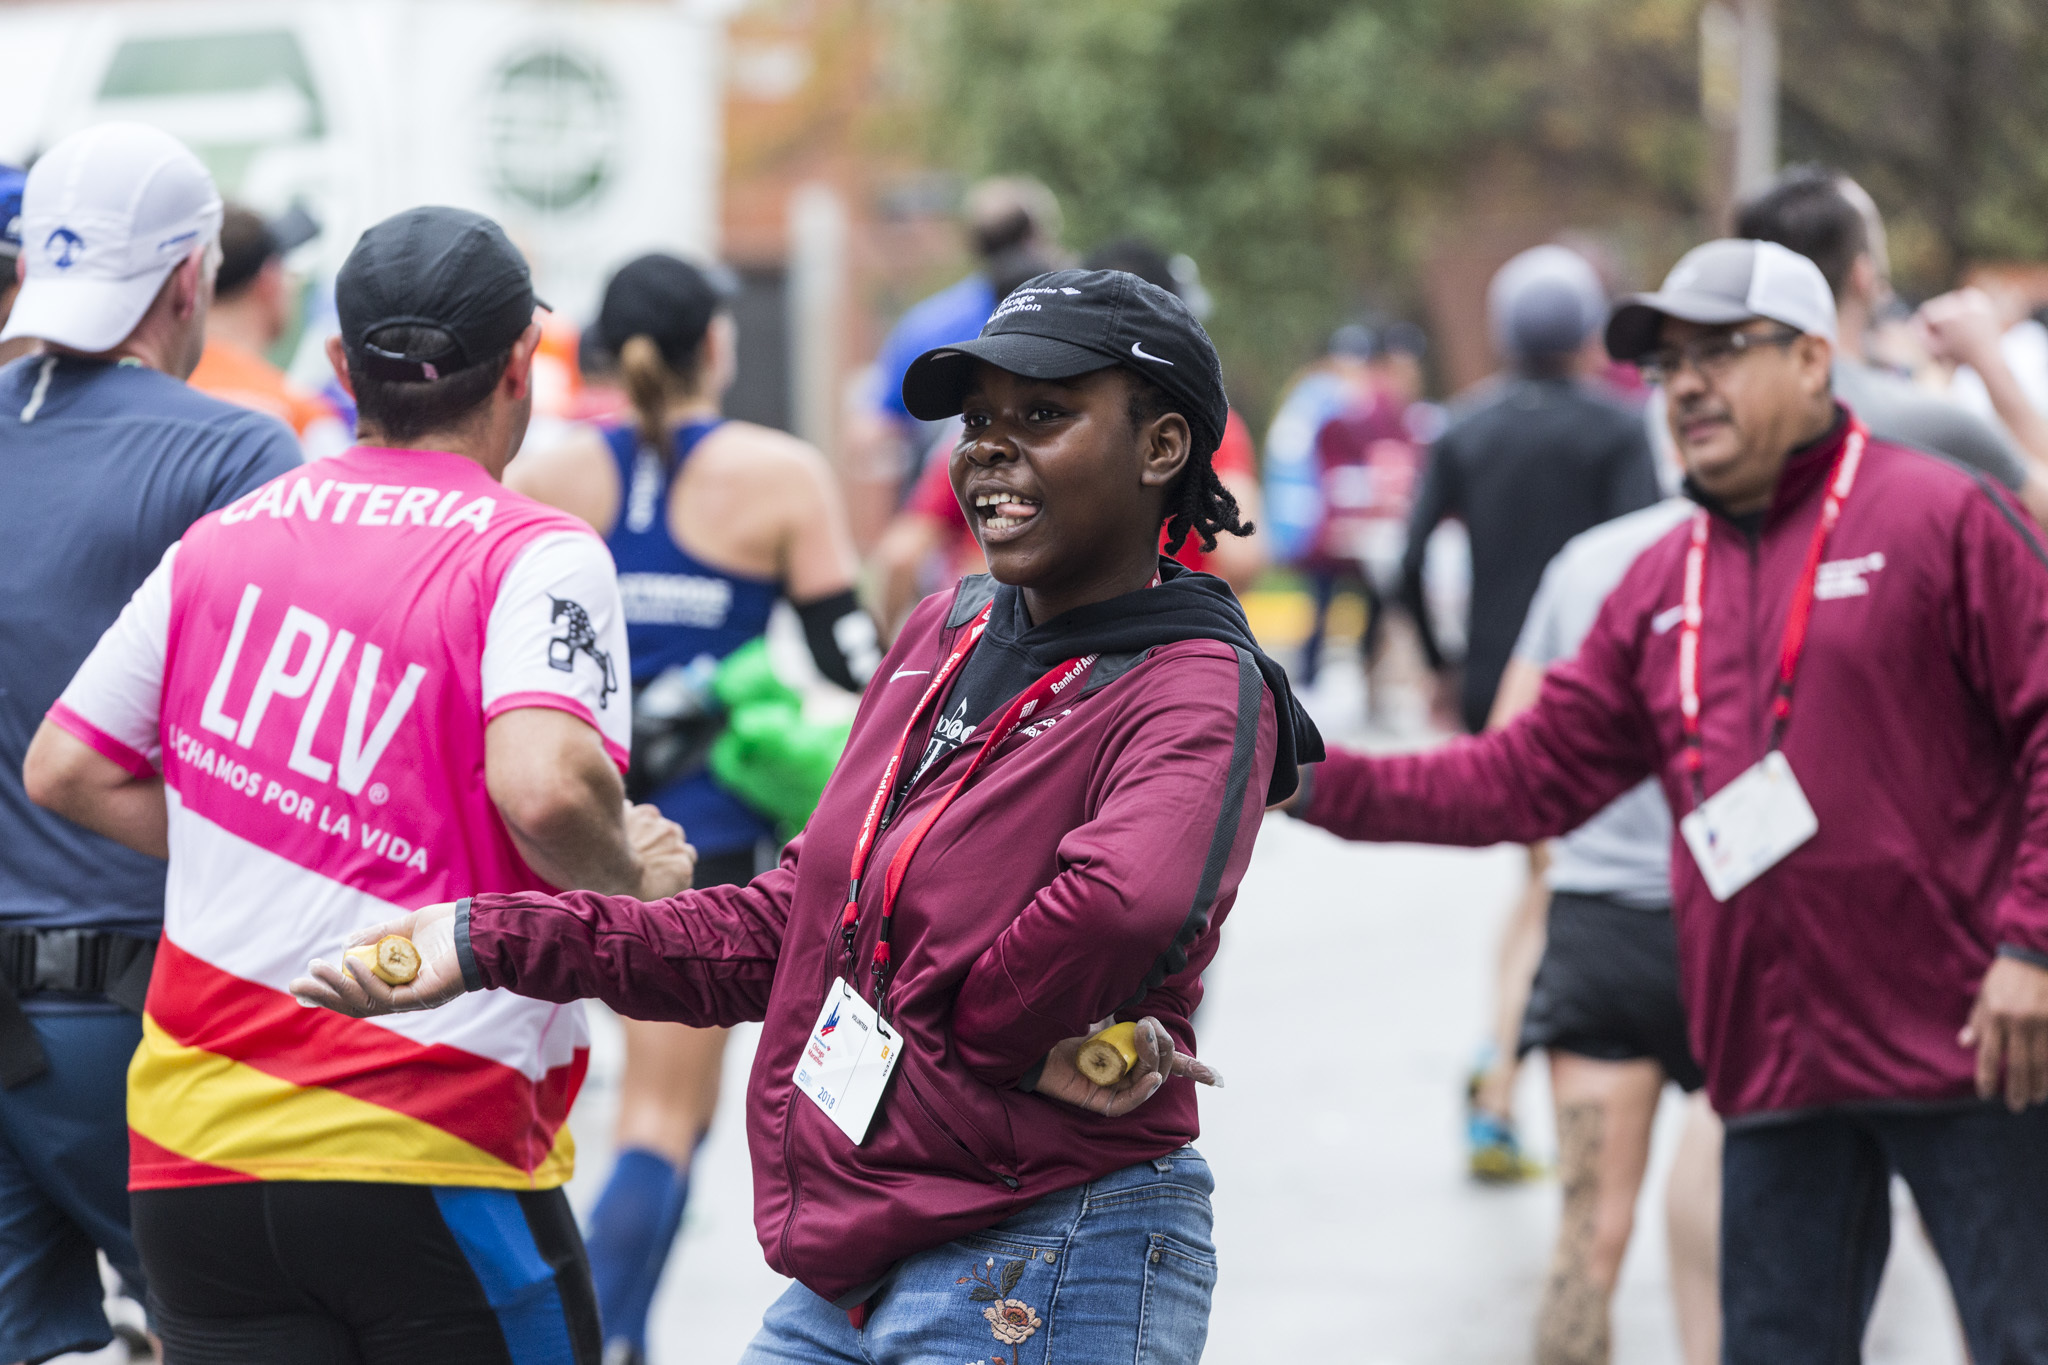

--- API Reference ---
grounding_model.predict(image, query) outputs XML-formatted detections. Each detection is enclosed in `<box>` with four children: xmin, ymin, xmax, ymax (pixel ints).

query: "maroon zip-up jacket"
<box><xmin>1304</xmin><ymin>410</ymin><xmax>2048</xmax><ymax>1121</ymax></box>
<box><xmin>462</xmin><ymin>575</ymin><xmax>1278</xmax><ymax>1300</ymax></box>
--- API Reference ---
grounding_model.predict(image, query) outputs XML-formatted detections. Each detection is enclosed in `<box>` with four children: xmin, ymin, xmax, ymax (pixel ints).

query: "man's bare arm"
<box><xmin>485</xmin><ymin>708</ymin><xmax>694</xmax><ymax>900</ymax></box>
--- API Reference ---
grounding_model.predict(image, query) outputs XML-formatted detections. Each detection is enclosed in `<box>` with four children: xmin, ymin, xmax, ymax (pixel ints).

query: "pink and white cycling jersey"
<box><xmin>49</xmin><ymin>446</ymin><xmax>629</xmax><ymax>1191</ymax></box>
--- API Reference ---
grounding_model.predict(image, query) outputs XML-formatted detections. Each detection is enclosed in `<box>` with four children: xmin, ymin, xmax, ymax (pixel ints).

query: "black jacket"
<box><xmin>1399</xmin><ymin>375</ymin><xmax>1659</xmax><ymax>733</ymax></box>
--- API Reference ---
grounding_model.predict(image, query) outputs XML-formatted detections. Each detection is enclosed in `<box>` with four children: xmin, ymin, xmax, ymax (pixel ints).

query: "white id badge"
<box><xmin>1679</xmin><ymin>750</ymin><xmax>1819</xmax><ymax>902</ymax></box>
<box><xmin>793</xmin><ymin>978</ymin><xmax>901</xmax><ymax>1145</ymax></box>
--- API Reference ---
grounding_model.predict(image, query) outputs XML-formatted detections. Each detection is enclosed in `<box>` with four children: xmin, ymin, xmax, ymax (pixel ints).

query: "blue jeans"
<box><xmin>741</xmin><ymin>1147</ymin><xmax>1216</xmax><ymax>1364</ymax></box>
<box><xmin>0</xmin><ymin>1008</ymin><xmax>145</xmax><ymax>1364</ymax></box>
<box><xmin>1722</xmin><ymin>1102</ymin><xmax>2048</xmax><ymax>1364</ymax></box>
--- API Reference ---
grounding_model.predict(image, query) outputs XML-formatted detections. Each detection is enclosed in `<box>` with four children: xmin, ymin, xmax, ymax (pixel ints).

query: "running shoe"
<box><xmin>1465</xmin><ymin>1069</ymin><xmax>1544</xmax><ymax>1184</ymax></box>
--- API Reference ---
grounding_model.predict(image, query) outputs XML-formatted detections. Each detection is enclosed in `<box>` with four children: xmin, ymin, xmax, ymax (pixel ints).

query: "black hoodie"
<box><xmin>914</xmin><ymin>560</ymin><xmax>1322</xmax><ymax>803</ymax></box>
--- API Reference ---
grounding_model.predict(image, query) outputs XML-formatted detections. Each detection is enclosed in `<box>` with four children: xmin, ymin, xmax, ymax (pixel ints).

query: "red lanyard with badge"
<box><xmin>793</xmin><ymin>600</ymin><xmax>1100</xmax><ymax>1143</ymax></box>
<box><xmin>1675</xmin><ymin>419</ymin><xmax>1865</xmax><ymax>901</ymax></box>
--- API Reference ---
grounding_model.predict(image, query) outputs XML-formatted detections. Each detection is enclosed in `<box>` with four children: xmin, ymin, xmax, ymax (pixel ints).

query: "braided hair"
<box><xmin>1126</xmin><ymin>371</ymin><xmax>1252</xmax><ymax>555</ymax></box>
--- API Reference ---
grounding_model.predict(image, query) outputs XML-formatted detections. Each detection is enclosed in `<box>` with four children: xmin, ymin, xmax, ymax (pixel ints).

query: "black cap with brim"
<box><xmin>902</xmin><ymin>333</ymin><xmax>1122</xmax><ymax>422</ymax></box>
<box><xmin>1606</xmin><ymin>291</ymin><xmax>1760</xmax><ymax>362</ymax></box>
<box><xmin>900</xmin><ymin>268</ymin><xmax>1229</xmax><ymax>457</ymax></box>
<box><xmin>338</xmin><ymin>206</ymin><xmax>547</xmax><ymax>383</ymax></box>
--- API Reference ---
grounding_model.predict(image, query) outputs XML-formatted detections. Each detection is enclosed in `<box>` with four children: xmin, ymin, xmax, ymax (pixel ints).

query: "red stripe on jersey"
<box><xmin>147</xmin><ymin>937</ymin><xmax>579</xmax><ymax>1172</ymax></box>
<box><xmin>128</xmin><ymin>1125</ymin><xmax>260</xmax><ymax>1189</ymax></box>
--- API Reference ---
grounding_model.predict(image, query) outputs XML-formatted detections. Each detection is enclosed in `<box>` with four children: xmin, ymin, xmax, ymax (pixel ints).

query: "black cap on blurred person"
<box><xmin>1328</xmin><ymin>323</ymin><xmax>1375</xmax><ymax>360</ymax></box>
<box><xmin>216</xmin><ymin>201</ymin><xmax>320</xmax><ymax>298</ymax></box>
<box><xmin>591</xmin><ymin>254</ymin><xmax>738</xmax><ymax>372</ymax></box>
<box><xmin>901</xmin><ymin>267</ymin><xmax>1228</xmax><ymax>457</ymax></box>
<box><xmin>1081</xmin><ymin>238</ymin><xmax>1213</xmax><ymax>320</ymax></box>
<box><xmin>1374</xmin><ymin>319</ymin><xmax>1427</xmax><ymax>359</ymax></box>
<box><xmin>337</xmin><ymin>206</ymin><xmax>544</xmax><ymax>381</ymax></box>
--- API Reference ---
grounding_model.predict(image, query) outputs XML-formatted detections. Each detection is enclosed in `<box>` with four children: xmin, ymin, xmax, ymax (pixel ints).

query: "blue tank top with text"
<box><xmin>604</xmin><ymin>419</ymin><xmax>780</xmax><ymax>856</ymax></box>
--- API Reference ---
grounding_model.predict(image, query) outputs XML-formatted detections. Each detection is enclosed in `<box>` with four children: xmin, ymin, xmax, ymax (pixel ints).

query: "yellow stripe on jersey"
<box><xmin>128</xmin><ymin>1016</ymin><xmax>575</xmax><ymax>1189</ymax></box>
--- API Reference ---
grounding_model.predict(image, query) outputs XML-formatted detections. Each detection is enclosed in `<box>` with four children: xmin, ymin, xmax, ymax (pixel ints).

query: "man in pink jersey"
<box><xmin>24</xmin><ymin>206</ymin><xmax>694</xmax><ymax>1365</ymax></box>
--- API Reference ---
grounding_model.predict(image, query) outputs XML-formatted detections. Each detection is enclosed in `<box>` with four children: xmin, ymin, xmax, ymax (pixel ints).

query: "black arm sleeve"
<box><xmin>794</xmin><ymin>590</ymin><xmax>880</xmax><ymax>692</ymax></box>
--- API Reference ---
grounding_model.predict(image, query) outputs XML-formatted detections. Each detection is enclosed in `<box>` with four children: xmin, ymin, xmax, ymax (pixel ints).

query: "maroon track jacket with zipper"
<box><xmin>459</xmin><ymin>574</ymin><xmax>1279</xmax><ymax>1301</ymax></box>
<box><xmin>1304</xmin><ymin>410</ymin><xmax>2048</xmax><ymax>1122</ymax></box>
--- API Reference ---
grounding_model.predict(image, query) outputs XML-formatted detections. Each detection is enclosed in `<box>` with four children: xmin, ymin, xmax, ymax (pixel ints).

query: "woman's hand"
<box><xmin>1028</xmin><ymin>1017</ymin><xmax>1223</xmax><ymax>1117</ymax></box>
<box><xmin>290</xmin><ymin>901</ymin><xmax>468</xmax><ymax>1017</ymax></box>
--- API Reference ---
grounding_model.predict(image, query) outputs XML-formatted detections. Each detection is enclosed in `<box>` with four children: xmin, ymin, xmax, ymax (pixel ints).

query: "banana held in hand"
<box><xmin>345</xmin><ymin>935</ymin><xmax>422</xmax><ymax>986</ymax></box>
<box><xmin>1076</xmin><ymin>1021</ymin><xmax>1141</xmax><ymax>1086</ymax></box>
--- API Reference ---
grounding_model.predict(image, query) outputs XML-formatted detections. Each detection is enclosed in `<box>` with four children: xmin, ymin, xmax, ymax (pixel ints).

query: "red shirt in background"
<box><xmin>1306</xmin><ymin>386</ymin><xmax>1422</xmax><ymax>574</ymax></box>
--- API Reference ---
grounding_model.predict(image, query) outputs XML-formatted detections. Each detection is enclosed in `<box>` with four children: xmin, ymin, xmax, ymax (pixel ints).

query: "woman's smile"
<box><xmin>970</xmin><ymin>487</ymin><xmax>1044</xmax><ymax>538</ymax></box>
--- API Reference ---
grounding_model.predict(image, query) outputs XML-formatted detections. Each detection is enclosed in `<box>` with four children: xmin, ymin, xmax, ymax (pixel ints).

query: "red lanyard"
<box><xmin>840</xmin><ymin>602</ymin><xmax>1098</xmax><ymax>1005</ymax></box>
<box><xmin>1678</xmin><ymin>420</ymin><xmax>1866</xmax><ymax>806</ymax></box>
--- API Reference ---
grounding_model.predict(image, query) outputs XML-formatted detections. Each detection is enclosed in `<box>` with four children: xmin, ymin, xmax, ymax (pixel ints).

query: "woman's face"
<box><xmin>951</xmin><ymin>362</ymin><xmax>1188</xmax><ymax>615</ymax></box>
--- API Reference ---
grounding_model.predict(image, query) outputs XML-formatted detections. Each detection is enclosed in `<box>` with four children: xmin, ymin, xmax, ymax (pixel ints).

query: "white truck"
<box><xmin>0</xmin><ymin>0</ymin><xmax>730</xmax><ymax>340</ymax></box>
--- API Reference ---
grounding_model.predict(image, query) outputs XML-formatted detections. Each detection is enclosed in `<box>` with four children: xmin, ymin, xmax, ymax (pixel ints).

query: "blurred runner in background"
<box><xmin>842</xmin><ymin>177</ymin><xmax>1064</xmax><ymax>544</ymax></box>
<box><xmin>1262</xmin><ymin>322</ymin><xmax>1377</xmax><ymax>567</ymax></box>
<box><xmin>0</xmin><ymin>162</ymin><xmax>35</xmax><ymax>368</ymax></box>
<box><xmin>188</xmin><ymin>201</ymin><xmax>348</xmax><ymax>459</ymax></box>
<box><xmin>507</xmin><ymin>253</ymin><xmax>878</xmax><ymax>1365</ymax></box>
<box><xmin>27</xmin><ymin>205</ymin><xmax>695</xmax><ymax>1364</ymax></box>
<box><xmin>1735</xmin><ymin>166</ymin><xmax>2048</xmax><ymax>521</ymax></box>
<box><xmin>872</xmin><ymin>243</ymin><xmax>1265</xmax><ymax>637</ymax></box>
<box><xmin>1402</xmin><ymin>244</ymin><xmax>1660</xmax><ymax>1182</ymax></box>
<box><xmin>1491</xmin><ymin>492</ymin><xmax>1718</xmax><ymax>1365</ymax></box>
<box><xmin>1297</xmin><ymin>320</ymin><xmax>1437</xmax><ymax>714</ymax></box>
<box><xmin>1919</xmin><ymin>285</ymin><xmax>2048</xmax><ymax>493</ymax></box>
<box><xmin>0</xmin><ymin>124</ymin><xmax>301</xmax><ymax>1365</ymax></box>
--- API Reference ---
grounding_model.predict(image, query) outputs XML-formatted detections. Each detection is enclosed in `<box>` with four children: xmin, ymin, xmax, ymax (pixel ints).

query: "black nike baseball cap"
<box><xmin>337</xmin><ymin>206</ymin><xmax>547</xmax><ymax>382</ymax></box>
<box><xmin>901</xmin><ymin>268</ymin><xmax>1229</xmax><ymax>457</ymax></box>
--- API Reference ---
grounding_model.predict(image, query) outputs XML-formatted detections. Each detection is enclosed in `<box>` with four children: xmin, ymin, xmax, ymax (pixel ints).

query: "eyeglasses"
<box><xmin>1638</xmin><ymin>327</ymin><xmax>1801</xmax><ymax>385</ymax></box>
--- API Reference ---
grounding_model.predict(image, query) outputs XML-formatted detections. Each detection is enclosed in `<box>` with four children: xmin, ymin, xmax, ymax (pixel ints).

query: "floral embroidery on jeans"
<box><xmin>983</xmin><ymin>1299</ymin><xmax>1043</xmax><ymax>1343</ymax></box>
<box><xmin>958</xmin><ymin>1255</ymin><xmax>1042</xmax><ymax>1354</ymax></box>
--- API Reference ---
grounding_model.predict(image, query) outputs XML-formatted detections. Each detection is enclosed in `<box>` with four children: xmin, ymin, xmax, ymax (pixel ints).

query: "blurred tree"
<box><xmin>919</xmin><ymin>0</ymin><xmax>1703</xmax><ymax>416</ymax></box>
<box><xmin>1779</xmin><ymin>0</ymin><xmax>2048</xmax><ymax>296</ymax></box>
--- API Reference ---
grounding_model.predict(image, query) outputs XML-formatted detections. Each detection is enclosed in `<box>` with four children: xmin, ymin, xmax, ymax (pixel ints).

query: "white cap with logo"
<box><xmin>1605</xmin><ymin>238</ymin><xmax>1838</xmax><ymax>363</ymax></box>
<box><xmin>0</xmin><ymin>123</ymin><xmax>224</xmax><ymax>353</ymax></box>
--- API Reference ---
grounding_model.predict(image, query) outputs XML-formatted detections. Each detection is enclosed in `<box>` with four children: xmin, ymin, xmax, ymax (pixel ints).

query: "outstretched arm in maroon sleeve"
<box><xmin>461</xmin><ymin>839</ymin><xmax>802</xmax><ymax>1027</ymax></box>
<box><xmin>1302</xmin><ymin>593</ymin><xmax>1662</xmax><ymax>848</ymax></box>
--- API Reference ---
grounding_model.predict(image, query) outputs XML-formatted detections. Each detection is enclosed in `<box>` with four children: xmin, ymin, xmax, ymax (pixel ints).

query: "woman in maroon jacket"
<box><xmin>296</xmin><ymin>269</ymin><xmax>1321</xmax><ymax>1362</ymax></box>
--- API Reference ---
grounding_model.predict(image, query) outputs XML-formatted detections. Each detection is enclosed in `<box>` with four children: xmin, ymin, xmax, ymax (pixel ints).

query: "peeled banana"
<box><xmin>344</xmin><ymin>934</ymin><xmax>422</xmax><ymax>986</ymax></box>
<box><xmin>1076</xmin><ymin>1021</ymin><xmax>1140</xmax><ymax>1086</ymax></box>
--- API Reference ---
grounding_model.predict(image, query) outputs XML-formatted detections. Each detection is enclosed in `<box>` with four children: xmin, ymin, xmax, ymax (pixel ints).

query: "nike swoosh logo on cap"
<box><xmin>1130</xmin><ymin>342</ymin><xmax>1174</xmax><ymax>365</ymax></box>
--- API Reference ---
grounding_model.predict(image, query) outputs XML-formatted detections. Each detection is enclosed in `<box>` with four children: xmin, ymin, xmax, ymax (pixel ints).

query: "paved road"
<box><xmin>565</xmin><ymin>808</ymin><xmax>1967</xmax><ymax>1363</ymax></box>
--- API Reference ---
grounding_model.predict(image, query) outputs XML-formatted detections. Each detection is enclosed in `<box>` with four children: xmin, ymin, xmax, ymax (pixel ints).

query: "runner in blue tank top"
<box><xmin>509</xmin><ymin>254</ymin><xmax>878</xmax><ymax>1365</ymax></box>
<box><xmin>603</xmin><ymin>416</ymin><xmax>785</xmax><ymax>856</ymax></box>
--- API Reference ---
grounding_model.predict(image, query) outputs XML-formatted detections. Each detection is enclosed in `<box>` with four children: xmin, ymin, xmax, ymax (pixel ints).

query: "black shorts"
<box><xmin>1518</xmin><ymin>890</ymin><xmax>1705</xmax><ymax>1092</ymax></box>
<box><xmin>133</xmin><ymin>1182</ymin><xmax>599</xmax><ymax>1365</ymax></box>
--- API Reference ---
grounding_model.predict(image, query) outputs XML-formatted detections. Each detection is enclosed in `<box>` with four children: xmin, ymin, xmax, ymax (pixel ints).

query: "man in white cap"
<box><xmin>1296</xmin><ymin>238</ymin><xmax>2048</xmax><ymax>1362</ymax></box>
<box><xmin>0</xmin><ymin>122</ymin><xmax>299</xmax><ymax>1364</ymax></box>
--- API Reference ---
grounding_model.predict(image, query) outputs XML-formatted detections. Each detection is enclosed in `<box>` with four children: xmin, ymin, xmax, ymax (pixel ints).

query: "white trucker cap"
<box><xmin>1605</xmin><ymin>238</ymin><xmax>1837</xmax><ymax>362</ymax></box>
<box><xmin>0</xmin><ymin>123</ymin><xmax>224</xmax><ymax>353</ymax></box>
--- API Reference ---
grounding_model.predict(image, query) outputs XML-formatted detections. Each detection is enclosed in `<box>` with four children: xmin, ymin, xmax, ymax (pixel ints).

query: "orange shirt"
<box><xmin>189</xmin><ymin>338</ymin><xmax>338</xmax><ymax>446</ymax></box>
